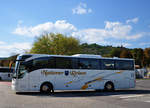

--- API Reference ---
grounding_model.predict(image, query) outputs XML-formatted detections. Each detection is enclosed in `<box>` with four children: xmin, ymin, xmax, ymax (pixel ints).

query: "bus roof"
<box><xmin>18</xmin><ymin>54</ymin><xmax>134</xmax><ymax>61</ymax></box>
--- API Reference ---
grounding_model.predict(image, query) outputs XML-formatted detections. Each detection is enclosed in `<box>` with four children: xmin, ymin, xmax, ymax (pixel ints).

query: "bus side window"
<box><xmin>25</xmin><ymin>60</ymin><xmax>33</xmax><ymax>72</ymax></box>
<box><xmin>78</xmin><ymin>59</ymin><xmax>89</xmax><ymax>69</ymax></box>
<box><xmin>72</xmin><ymin>58</ymin><xmax>78</xmax><ymax>69</ymax></box>
<box><xmin>89</xmin><ymin>59</ymin><xmax>100</xmax><ymax>69</ymax></box>
<box><xmin>55</xmin><ymin>57</ymin><xmax>73</xmax><ymax>69</ymax></box>
<box><xmin>101</xmin><ymin>59</ymin><xmax>115</xmax><ymax>70</ymax></box>
<box><xmin>77</xmin><ymin>58</ymin><xmax>100</xmax><ymax>70</ymax></box>
<box><xmin>25</xmin><ymin>57</ymin><xmax>55</xmax><ymax>72</ymax></box>
<box><xmin>115</xmin><ymin>60</ymin><xmax>134</xmax><ymax>70</ymax></box>
<box><xmin>33</xmin><ymin>57</ymin><xmax>49</xmax><ymax>70</ymax></box>
<box><xmin>48</xmin><ymin>57</ymin><xmax>55</xmax><ymax>69</ymax></box>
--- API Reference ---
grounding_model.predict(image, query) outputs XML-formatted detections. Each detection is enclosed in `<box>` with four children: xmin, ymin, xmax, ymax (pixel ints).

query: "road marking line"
<box><xmin>111</xmin><ymin>95</ymin><xmax>126</xmax><ymax>97</ymax></box>
<box><xmin>120</xmin><ymin>95</ymin><xmax>144</xmax><ymax>99</ymax></box>
<box><xmin>144</xmin><ymin>101</ymin><xmax>150</xmax><ymax>103</ymax></box>
<box><xmin>136</xmin><ymin>80</ymin><xmax>143</xmax><ymax>83</ymax></box>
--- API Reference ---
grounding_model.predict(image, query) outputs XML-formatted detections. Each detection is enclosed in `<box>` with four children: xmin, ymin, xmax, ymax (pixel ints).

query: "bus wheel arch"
<box><xmin>104</xmin><ymin>81</ymin><xmax>115</xmax><ymax>91</ymax></box>
<box><xmin>40</xmin><ymin>82</ymin><xmax>54</xmax><ymax>94</ymax></box>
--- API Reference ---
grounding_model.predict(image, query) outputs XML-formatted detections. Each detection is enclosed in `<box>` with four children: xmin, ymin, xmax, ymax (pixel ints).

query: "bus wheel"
<box><xmin>40</xmin><ymin>82</ymin><xmax>54</xmax><ymax>94</ymax></box>
<box><xmin>0</xmin><ymin>77</ymin><xmax>1</xmax><ymax>81</ymax></box>
<box><xmin>104</xmin><ymin>82</ymin><xmax>114</xmax><ymax>91</ymax></box>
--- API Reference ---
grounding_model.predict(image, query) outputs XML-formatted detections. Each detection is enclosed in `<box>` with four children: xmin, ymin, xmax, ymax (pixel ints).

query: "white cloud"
<box><xmin>14</xmin><ymin>20</ymin><xmax>142</xmax><ymax>41</ymax></box>
<box><xmin>72</xmin><ymin>29</ymin><xmax>132</xmax><ymax>47</ymax></box>
<box><xmin>72</xmin><ymin>2</ymin><xmax>92</xmax><ymax>15</ymax></box>
<box><xmin>72</xmin><ymin>21</ymin><xmax>143</xmax><ymax>45</ymax></box>
<box><xmin>72</xmin><ymin>29</ymin><xmax>107</xmax><ymax>45</ymax></box>
<box><xmin>140</xmin><ymin>42</ymin><xmax>150</xmax><ymax>46</ymax></box>
<box><xmin>104</xmin><ymin>21</ymin><xmax>133</xmax><ymax>39</ymax></box>
<box><xmin>13</xmin><ymin>20</ymin><xmax>77</xmax><ymax>37</ymax></box>
<box><xmin>0</xmin><ymin>41</ymin><xmax>6</xmax><ymax>45</ymax></box>
<box><xmin>0</xmin><ymin>42</ymin><xmax>31</xmax><ymax>57</ymax></box>
<box><xmin>126</xmin><ymin>17</ymin><xmax>139</xmax><ymax>24</ymax></box>
<box><xmin>13</xmin><ymin>19</ymin><xmax>146</xmax><ymax>48</ymax></box>
<box><xmin>126</xmin><ymin>34</ymin><xmax>143</xmax><ymax>40</ymax></box>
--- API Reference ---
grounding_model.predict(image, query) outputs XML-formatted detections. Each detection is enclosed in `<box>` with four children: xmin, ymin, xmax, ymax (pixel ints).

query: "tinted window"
<box><xmin>33</xmin><ymin>57</ymin><xmax>49</xmax><ymax>69</ymax></box>
<box><xmin>90</xmin><ymin>59</ymin><xmax>100</xmax><ymax>69</ymax></box>
<box><xmin>115</xmin><ymin>60</ymin><xmax>134</xmax><ymax>70</ymax></box>
<box><xmin>101</xmin><ymin>59</ymin><xmax>115</xmax><ymax>70</ymax></box>
<box><xmin>32</xmin><ymin>57</ymin><xmax>55</xmax><ymax>70</ymax></box>
<box><xmin>78</xmin><ymin>58</ymin><xmax>99</xmax><ymax>69</ymax></box>
<box><xmin>55</xmin><ymin>57</ymin><xmax>72</xmax><ymax>69</ymax></box>
<box><xmin>21</xmin><ymin>55</ymin><xmax>32</xmax><ymax>60</ymax></box>
<box><xmin>0</xmin><ymin>68</ymin><xmax>13</xmax><ymax>73</ymax></box>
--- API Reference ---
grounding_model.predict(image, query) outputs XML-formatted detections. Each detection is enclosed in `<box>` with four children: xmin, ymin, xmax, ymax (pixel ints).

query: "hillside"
<box><xmin>80</xmin><ymin>43</ymin><xmax>125</xmax><ymax>57</ymax></box>
<box><xmin>0</xmin><ymin>43</ymin><xmax>149</xmax><ymax>68</ymax></box>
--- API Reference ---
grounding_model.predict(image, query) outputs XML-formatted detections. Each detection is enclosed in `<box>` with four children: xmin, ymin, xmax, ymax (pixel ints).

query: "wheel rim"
<box><xmin>106</xmin><ymin>84</ymin><xmax>112</xmax><ymax>90</ymax></box>
<box><xmin>42</xmin><ymin>85</ymin><xmax>49</xmax><ymax>92</ymax></box>
<box><xmin>105</xmin><ymin>83</ymin><xmax>114</xmax><ymax>91</ymax></box>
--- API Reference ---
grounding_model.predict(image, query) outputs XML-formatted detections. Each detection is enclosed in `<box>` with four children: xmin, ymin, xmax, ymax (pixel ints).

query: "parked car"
<box><xmin>135</xmin><ymin>68</ymin><xmax>147</xmax><ymax>79</ymax></box>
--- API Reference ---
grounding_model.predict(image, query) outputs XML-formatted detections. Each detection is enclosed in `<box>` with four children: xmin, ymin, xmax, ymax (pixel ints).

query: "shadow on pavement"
<box><xmin>16</xmin><ymin>89</ymin><xmax>150</xmax><ymax>97</ymax></box>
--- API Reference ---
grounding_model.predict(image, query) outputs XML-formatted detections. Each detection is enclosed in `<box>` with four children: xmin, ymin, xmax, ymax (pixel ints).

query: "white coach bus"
<box><xmin>11</xmin><ymin>54</ymin><xmax>135</xmax><ymax>93</ymax></box>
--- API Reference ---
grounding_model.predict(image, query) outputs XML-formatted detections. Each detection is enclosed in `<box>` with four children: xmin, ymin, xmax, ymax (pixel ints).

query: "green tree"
<box><xmin>144</xmin><ymin>48</ymin><xmax>150</xmax><ymax>67</ymax></box>
<box><xmin>131</xmin><ymin>48</ymin><xmax>144</xmax><ymax>67</ymax></box>
<box><xmin>110</xmin><ymin>48</ymin><xmax>122</xmax><ymax>57</ymax></box>
<box><xmin>80</xmin><ymin>43</ymin><xmax>102</xmax><ymax>55</ymax></box>
<box><xmin>120</xmin><ymin>49</ymin><xmax>132</xmax><ymax>58</ymax></box>
<box><xmin>30</xmin><ymin>33</ymin><xmax>81</xmax><ymax>55</ymax></box>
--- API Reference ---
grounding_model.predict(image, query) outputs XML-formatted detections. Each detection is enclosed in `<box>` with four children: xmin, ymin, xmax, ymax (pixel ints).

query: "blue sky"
<box><xmin>0</xmin><ymin>0</ymin><xmax>150</xmax><ymax>57</ymax></box>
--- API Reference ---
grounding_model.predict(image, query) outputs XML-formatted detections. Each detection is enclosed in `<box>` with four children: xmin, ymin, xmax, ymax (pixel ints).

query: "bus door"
<box><xmin>28</xmin><ymin>71</ymin><xmax>40</xmax><ymax>91</ymax></box>
<box><xmin>17</xmin><ymin>72</ymin><xmax>29</xmax><ymax>91</ymax></box>
<box><xmin>17</xmin><ymin>62</ymin><xmax>29</xmax><ymax>91</ymax></box>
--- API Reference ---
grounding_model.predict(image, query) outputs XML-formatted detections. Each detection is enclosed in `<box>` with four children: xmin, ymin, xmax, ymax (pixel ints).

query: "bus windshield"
<box><xmin>13</xmin><ymin>55</ymin><xmax>32</xmax><ymax>79</ymax></box>
<box><xmin>13</xmin><ymin>61</ymin><xmax>28</xmax><ymax>78</ymax></box>
<box><xmin>18</xmin><ymin>62</ymin><xmax>28</xmax><ymax>78</ymax></box>
<box><xmin>13</xmin><ymin>61</ymin><xmax>18</xmax><ymax>78</ymax></box>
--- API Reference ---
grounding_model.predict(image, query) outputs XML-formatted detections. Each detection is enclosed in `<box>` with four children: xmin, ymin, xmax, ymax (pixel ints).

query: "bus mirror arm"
<box><xmin>9</xmin><ymin>61</ymin><xmax>15</xmax><ymax>70</ymax></box>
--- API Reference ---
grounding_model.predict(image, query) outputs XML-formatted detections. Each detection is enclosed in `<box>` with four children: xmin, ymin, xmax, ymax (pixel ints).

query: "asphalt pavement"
<box><xmin>0</xmin><ymin>79</ymin><xmax>150</xmax><ymax>108</ymax></box>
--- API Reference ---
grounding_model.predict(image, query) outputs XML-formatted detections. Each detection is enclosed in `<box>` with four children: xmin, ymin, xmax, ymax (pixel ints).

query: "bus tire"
<box><xmin>104</xmin><ymin>81</ymin><xmax>114</xmax><ymax>91</ymax></box>
<box><xmin>40</xmin><ymin>82</ymin><xmax>54</xmax><ymax>94</ymax></box>
<box><xmin>0</xmin><ymin>77</ymin><xmax>2</xmax><ymax>81</ymax></box>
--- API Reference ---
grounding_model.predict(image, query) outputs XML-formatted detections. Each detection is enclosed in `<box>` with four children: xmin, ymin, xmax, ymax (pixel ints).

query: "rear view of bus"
<box><xmin>0</xmin><ymin>67</ymin><xmax>13</xmax><ymax>81</ymax></box>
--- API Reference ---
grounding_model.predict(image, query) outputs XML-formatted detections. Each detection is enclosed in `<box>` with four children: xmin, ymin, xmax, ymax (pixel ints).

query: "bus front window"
<box><xmin>13</xmin><ymin>61</ymin><xmax>27</xmax><ymax>79</ymax></box>
<box><xmin>11</xmin><ymin>61</ymin><xmax>18</xmax><ymax>79</ymax></box>
<box><xmin>17</xmin><ymin>62</ymin><xmax>28</xmax><ymax>78</ymax></box>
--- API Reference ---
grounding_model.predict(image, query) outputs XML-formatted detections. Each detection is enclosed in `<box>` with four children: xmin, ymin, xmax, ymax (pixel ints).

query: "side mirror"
<box><xmin>9</xmin><ymin>61</ymin><xmax>15</xmax><ymax>69</ymax></box>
